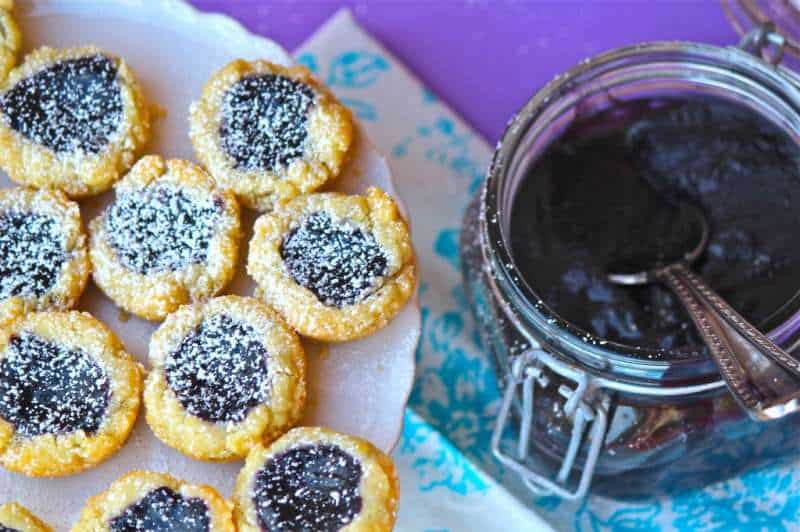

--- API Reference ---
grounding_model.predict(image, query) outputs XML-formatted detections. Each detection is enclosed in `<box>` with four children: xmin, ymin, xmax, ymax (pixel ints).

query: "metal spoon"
<box><xmin>608</xmin><ymin>201</ymin><xmax>800</xmax><ymax>421</ymax></box>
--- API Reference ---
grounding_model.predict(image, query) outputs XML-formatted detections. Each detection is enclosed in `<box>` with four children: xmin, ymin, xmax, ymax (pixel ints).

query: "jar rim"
<box><xmin>482</xmin><ymin>40</ymin><xmax>800</xmax><ymax>388</ymax></box>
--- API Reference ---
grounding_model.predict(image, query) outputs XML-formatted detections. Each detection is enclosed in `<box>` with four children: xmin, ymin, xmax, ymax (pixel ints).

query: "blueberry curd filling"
<box><xmin>109</xmin><ymin>487</ymin><xmax>210</xmax><ymax>532</ymax></box>
<box><xmin>0</xmin><ymin>55</ymin><xmax>123</xmax><ymax>154</ymax></box>
<box><xmin>0</xmin><ymin>334</ymin><xmax>110</xmax><ymax>437</ymax></box>
<box><xmin>165</xmin><ymin>314</ymin><xmax>270</xmax><ymax>423</ymax></box>
<box><xmin>510</xmin><ymin>99</ymin><xmax>800</xmax><ymax>356</ymax></box>
<box><xmin>281</xmin><ymin>212</ymin><xmax>388</xmax><ymax>308</ymax></box>
<box><xmin>106</xmin><ymin>187</ymin><xmax>221</xmax><ymax>275</ymax></box>
<box><xmin>0</xmin><ymin>212</ymin><xmax>66</xmax><ymax>300</ymax></box>
<box><xmin>219</xmin><ymin>73</ymin><xmax>315</xmax><ymax>172</ymax></box>
<box><xmin>253</xmin><ymin>444</ymin><xmax>363</xmax><ymax>532</ymax></box>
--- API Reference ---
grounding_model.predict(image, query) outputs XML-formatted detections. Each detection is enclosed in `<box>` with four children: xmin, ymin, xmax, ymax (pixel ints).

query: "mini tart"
<box><xmin>0</xmin><ymin>310</ymin><xmax>142</xmax><ymax>477</ymax></box>
<box><xmin>248</xmin><ymin>187</ymin><xmax>416</xmax><ymax>342</ymax></box>
<box><xmin>0</xmin><ymin>187</ymin><xmax>90</xmax><ymax>328</ymax></box>
<box><xmin>0</xmin><ymin>2</ymin><xmax>21</xmax><ymax>82</ymax></box>
<box><xmin>234</xmin><ymin>427</ymin><xmax>399</xmax><ymax>532</ymax></box>
<box><xmin>89</xmin><ymin>155</ymin><xmax>241</xmax><ymax>321</ymax></box>
<box><xmin>145</xmin><ymin>295</ymin><xmax>305</xmax><ymax>461</ymax></box>
<box><xmin>0</xmin><ymin>503</ymin><xmax>52</xmax><ymax>532</ymax></box>
<box><xmin>72</xmin><ymin>470</ymin><xmax>235</xmax><ymax>532</ymax></box>
<box><xmin>190</xmin><ymin>59</ymin><xmax>353</xmax><ymax>211</ymax></box>
<box><xmin>0</xmin><ymin>46</ymin><xmax>151</xmax><ymax>197</ymax></box>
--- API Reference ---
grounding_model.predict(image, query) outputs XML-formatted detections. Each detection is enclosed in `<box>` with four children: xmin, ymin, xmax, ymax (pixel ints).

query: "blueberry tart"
<box><xmin>0</xmin><ymin>46</ymin><xmax>151</xmax><ymax>197</ymax></box>
<box><xmin>248</xmin><ymin>187</ymin><xmax>416</xmax><ymax>342</ymax></box>
<box><xmin>144</xmin><ymin>295</ymin><xmax>305</xmax><ymax>461</ymax></box>
<box><xmin>234</xmin><ymin>427</ymin><xmax>399</xmax><ymax>532</ymax></box>
<box><xmin>72</xmin><ymin>471</ymin><xmax>235</xmax><ymax>532</ymax></box>
<box><xmin>0</xmin><ymin>187</ymin><xmax>90</xmax><ymax>327</ymax></box>
<box><xmin>0</xmin><ymin>311</ymin><xmax>142</xmax><ymax>477</ymax></box>
<box><xmin>0</xmin><ymin>1</ymin><xmax>21</xmax><ymax>82</ymax></box>
<box><xmin>89</xmin><ymin>155</ymin><xmax>241</xmax><ymax>321</ymax></box>
<box><xmin>0</xmin><ymin>503</ymin><xmax>51</xmax><ymax>532</ymax></box>
<box><xmin>190</xmin><ymin>60</ymin><xmax>353</xmax><ymax>211</ymax></box>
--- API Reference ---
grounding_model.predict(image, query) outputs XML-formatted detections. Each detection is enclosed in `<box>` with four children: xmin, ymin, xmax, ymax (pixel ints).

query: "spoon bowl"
<box><xmin>607</xmin><ymin>201</ymin><xmax>710</xmax><ymax>285</ymax></box>
<box><xmin>607</xmin><ymin>200</ymin><xmax>800</xmax><ymax>421</ymax></box>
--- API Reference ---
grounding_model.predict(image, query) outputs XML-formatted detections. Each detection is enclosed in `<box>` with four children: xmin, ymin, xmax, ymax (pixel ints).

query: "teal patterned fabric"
<box><xmin>300</xmin><ymin>9</ymin><xmax>800</xmax><ymax>531</ymax></box>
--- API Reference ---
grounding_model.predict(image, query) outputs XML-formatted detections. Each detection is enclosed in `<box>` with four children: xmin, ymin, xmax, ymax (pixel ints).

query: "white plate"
<box><xmin>0</xmin><ymin>0</ymin><xmax>420</xmax><ymax>527</ymax></box>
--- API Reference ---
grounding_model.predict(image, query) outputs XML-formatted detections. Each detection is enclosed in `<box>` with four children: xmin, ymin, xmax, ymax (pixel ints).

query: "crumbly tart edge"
<box><xmin>248</xmin><ymin>186</ymin><xmax>417</xmax><ymax>342</ymax></box>
<box><xmin>0</xmin><ymin>1</ymin><xmax>21</xmax><ymax>83</ymax></box>
<box><xmin>0</xmin><ymin>45</ymin><xmax>151</xmax><ymax>197</ymax></box>
<box><xmin>0</xmin><ymin>502</ymin><xmax>53</xmax><ymax>532</ymax></box>
<box><xmin>144</xmin><ymin>295</ymin><xmax>306</xmax><ymax>461</ymax></box>
<box><xmin>233</xmin><ymin>426</ymin><xmax>399</xmax><ymax>532</ymax></box>
<box><xmin>89</xmin><ymin>155</ymin><xmax>242</xmax><ymax>321</ymax></box>
<box><xmin>0</xmin><ymin>187</ymin><xmax>90</xmax><ymax>329</ymax></box>
<box><xmin>0</xmin><ymin>310</ymin><xmax>142</xmax><ymax>477</ymax></box>
<box><xmin>71</xmin><ymin>470</ymin><xmax>236</xmax><ymax>532</ymax></box>
<box><xmin>189</xmin><ymin>59</ymin><xmax>353</xmax><ymax>212</ymax></box>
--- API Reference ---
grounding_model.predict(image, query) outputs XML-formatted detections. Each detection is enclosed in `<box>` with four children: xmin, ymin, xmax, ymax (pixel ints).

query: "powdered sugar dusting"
<box><xmin>281</xmin><ymin>212</ymin><xmax>388</xmax><ymax>308</ymax></box>
<box><xmin>0</xmin><ymin>333</ymin><xmax>110</xmax><ymax>437</ymax></box>
<box><xmin>0</xmin><ymin>55</ymin><xmax>123</xmax><ymax>154</ymax></box>
<box><xmin>109</xmin><ymin>487</ymin><xmax>210</xmax><ymax>532</ymax></box>
<box><xmin>165</xmin><ymin>314</ymin><xmax>269</xmax><ymax>423</ymax></box>
<box><xmin>0</xmin><ymin>212</ymin><xmax>66</xmax><ymax>300</ymax></box>
<box><xmin>253</xmin><ymin>444</ymin><xmax>363</xmax><ymax>532</ymax></box>
<box><xmin>106</xmin><ymin>186</ymin><xmax>221</xmax><ymax>275</ymax></box>
<box><xmin>219</xmin><ymin>73</ymin><xmax>314</xmax><ymax>171</ymax></box>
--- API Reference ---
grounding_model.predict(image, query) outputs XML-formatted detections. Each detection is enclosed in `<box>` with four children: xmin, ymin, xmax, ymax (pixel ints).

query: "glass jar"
<box><xmin>460</xmin><ymin>36</ymin><xmax>800</xmax><ymax>499</ymax></box>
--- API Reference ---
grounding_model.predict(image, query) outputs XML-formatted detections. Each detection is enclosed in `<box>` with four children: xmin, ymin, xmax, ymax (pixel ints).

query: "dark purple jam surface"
<box><xmin>220</xmin><ymin>73</ymin><xmax>315</xmax><ymax>171</ymax></box>
<box><xmin>106</xmin><ymin>187</ymin><xmax>221</xmax><ymax>275</ymax></box>
<box><xmin>0</xmin><ymin>526</ymin><xmax>18</xmax><ymax>532</ymax></box>
<box><xmin>281</xmin><ymin>212</ymin><xmax>388</xmax><ymax>308</ymax></box>
<box><xmin>253</xmin><ymin>444</ymin><xmax>363</xmax><ymax>532</ymax></box>
<box><xmin>0</xmin><ymin>212</ymin><xmax>65</xmax><ymax>300</ymax></box>
<box><xmin>0</xmin><ymin>334</ymin><xmax>110</xmax><ymax>436</ymax></box>
<box><xmin>510</xmin><ymin>100</ymin><xmax>800</xmax><ymax>357</ymax></box>
<box><xmin>109</xmin><ymin>487</ymin><xmax>210</xmax><ymax>532</ymax></box>
<box><xmin>0</xmin><ymin>55</ymin><xmax>122</xmax><ymax>154</ymax></box>
<box><xmin>165</xmin><ymin>314</ymin><xmax>269</xmax><ymax>423</ymax></box>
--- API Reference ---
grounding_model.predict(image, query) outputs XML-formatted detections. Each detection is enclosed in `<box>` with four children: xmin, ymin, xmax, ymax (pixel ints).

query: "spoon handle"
<box><xmin>657</xmin><ymin>263</ymin><xmax>800</xmax><ymax>421</ymax></box>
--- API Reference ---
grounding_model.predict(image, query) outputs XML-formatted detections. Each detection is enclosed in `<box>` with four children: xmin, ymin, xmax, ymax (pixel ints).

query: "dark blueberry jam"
<box><xmin>109</xmin><ymin>487</ymin><xmax>210</xmax><ymax>532</ymax></box>
<box><xmin>219</xmin><ymin>74</ymin><xmax>315</xmax><ymax>171</ymax></box>
<box><xmin>106</xmin><ymin>186</ymin><xmax>221</xmax><ymax>275</ymax></box>
<box><xmin>510</xmin><ymin>99</ymin><xmax>800</xmax><ymax>357</ymax></box>
<box><xmin>0</xmin><ymin>55</ymin><xmax>123</xmax><ymax>154</ymax></box>
<box><xmin>165</xmin><ymin>314</ymin><xmax>269</xmax><ymax>423</ymax></box>
<box><xmin>0</xmin><ymin>334</ymin><xmax>110</xmax><ymax>437</ymax></box>
<box><xmin>281</xmin><ymin>212</ymin><xmax>388</xmax><ymax>308</ymax></box>
<box><xmin>0</xmin><ymin>526</ymin><xmax>18</xmax><ymax>532</ymax></box>
<box><xmin>0</xmin><ymin>212</ymin><xmax>66</xmax><ymax>300</ymax></box>
<box><xmin>253</xmin><ymin>444</ymin><xmax>363</xmax><ymax>532</ymax></box>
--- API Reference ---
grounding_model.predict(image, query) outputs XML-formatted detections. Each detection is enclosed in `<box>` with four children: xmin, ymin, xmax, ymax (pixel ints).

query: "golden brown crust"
<box><xmin>89</xmin><ymin>155</ymin><xmax>241</xmax><ymax>321</ymax></box>
<box><xmin>0</xmin><ymin>311</ymin><xmax>142</xmax><ymax>477</ymax></box>
<box><xmin>0</xmin><ymin>46</ymin><xmax>151</xmax><ymax>197</ymax></box>
<box><xmin>72</xmin><ymin>470</ymin><xmax>236</xmax><ymax>532</ymax></box>
<box><xmin>0</xmin><ymin>2</ymin><xmax>21</xmax><ymax>83</ymax></box>
<box><xmin>234</xmin><ymin>427</ymin><xmax>399</xmax><ymax>532</ymax></box>
<box><xmin>248</xmin><ymin>187</ymin><xmax>416</xmax><ymax>342</ymax></box>
<box><xmin>0</xmin><ymin>503</ymin><xmax>52</xmax><ymax>532</ymax></box>
<box><xmin>0</xmin><ymin>187</ymin><xmax>90</xmax><ymax>328</ymax></box>
<box><xmin>144</xmin><ymin>295</ymin><xmax>306</xmax><ymax>461</ymax></box>
<box><xmin>190</xmin><ymin>59</ymin><xmax>353</xmax><ymax>211</ymax></box>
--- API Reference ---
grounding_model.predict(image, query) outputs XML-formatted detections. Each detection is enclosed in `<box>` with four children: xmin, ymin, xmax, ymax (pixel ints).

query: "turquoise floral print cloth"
<box><xmin>300</xmin><ymin>10</ymin><xmax>800</xmax><ymax>531</ymax></box>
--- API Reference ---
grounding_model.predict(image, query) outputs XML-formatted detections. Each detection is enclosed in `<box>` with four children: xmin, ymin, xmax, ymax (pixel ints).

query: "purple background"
<box><xmin>189</xmin><ymin>0</ymin><xmax>738</xmax><ymax>142</ymax></box>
